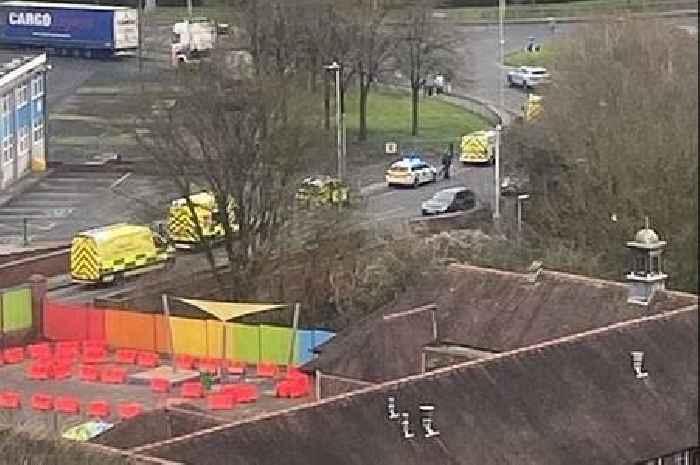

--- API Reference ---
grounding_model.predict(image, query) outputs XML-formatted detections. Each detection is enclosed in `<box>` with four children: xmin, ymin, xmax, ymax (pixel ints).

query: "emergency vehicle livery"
<box><xmin>385</xmin><ymin>157</ymin><xmax>437</xmax><ymax>187</ymax></box>
<box><xmin>0</xmin><ymin>1</ymin><xmax>139</xmax><ymax>57</ymax></box>
<box><xmin>296</xmin><ymin>175</ymin><xmax>349</xmax><ymax>206</ymax></box>
<box><xmin>523</xmin><ymin>94</ymin><xmax>543</xmax><ymax>122</ymax></box>
<box><xmin>459</xmin><ymin>130</ymin><xmax>496</xmax><ymax>164</ymax></box>
<box><xmin>167</xmin><ymin>191</ymin><xmax>238</xmax><ymax>249</ymax></box>
<box><xmin>70</xmin><ymin>224</ymin><xmax>175</xmax><ymax>284</ymax></box>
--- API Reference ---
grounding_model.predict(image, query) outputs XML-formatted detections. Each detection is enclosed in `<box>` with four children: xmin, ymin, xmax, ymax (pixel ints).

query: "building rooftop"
<box><xmin>131</xmin><ymin>305</ymin><xmax>698</xmax><ymax>465</ymax></box>
<box><xmin>304</xmin><ymin>264</ymin><xmax>696</xmax><ymax>383</ymax></box>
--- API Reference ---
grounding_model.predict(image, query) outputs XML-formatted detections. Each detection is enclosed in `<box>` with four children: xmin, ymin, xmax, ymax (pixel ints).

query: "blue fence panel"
<box><xmin>295</xmin><ymin>329</ymin><xmax>336</xmax><ymax>365</ymax></box>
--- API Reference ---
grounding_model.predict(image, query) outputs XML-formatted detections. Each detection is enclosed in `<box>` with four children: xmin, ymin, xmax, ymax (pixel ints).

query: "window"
<box><xmin>15</xmin><ymin>84</ymin><xmax>28</xmax><ymax>109</ymax></box>
<box><xmin>32</xmin><ymin>117</ymin><xmax>43</xmax><ymax>144</ymax></box>
<box><xmin>18</xmin><ymin>126</ymin><xmax>29</xmax><ymax>156</ymax></box>
<box><xmin>31</xmin><ymin>75</ymin><xmax>44</xmax><ymax>99</ymax></box>
<box><xmin>2</xmin><ymin>135</ymin><xmax>13</xmax><ymax>163</ymax></box>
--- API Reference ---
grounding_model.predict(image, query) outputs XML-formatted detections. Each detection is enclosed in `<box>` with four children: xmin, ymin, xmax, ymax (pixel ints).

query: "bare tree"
<box><xmin>137</xmin><ymin>64</ymin><xmax>326</xmax><ymax>298</ymax></box>
<box><xmin>510</xmin><ymin>18</ymin><xmax>698</xmax><ymax>292</ymax></box>
<box><xmin>396</xmin><ymin>0</ymin><xmax>457</xmax><ymax>136</ymax></box>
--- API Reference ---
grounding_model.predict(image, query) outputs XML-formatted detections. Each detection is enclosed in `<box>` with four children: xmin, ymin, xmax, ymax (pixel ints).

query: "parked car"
<box><xmin>386</xmin><ymin>156</ymin><xmax>437</xmax><ymax>188</ymax></box>
<box><xmin>421</xmin><ymin>187</ymin><xmax>476</xmax><ymax>215</ymax></box>
<box><xmin>507</xmin><ymin>66</ymin><xmax>551</xmax><ymax>89</ymax></box>
<box><xmin>500</xmin><ymin>175</ymin><xmax>529</xmax><ymax>196</ymax></box>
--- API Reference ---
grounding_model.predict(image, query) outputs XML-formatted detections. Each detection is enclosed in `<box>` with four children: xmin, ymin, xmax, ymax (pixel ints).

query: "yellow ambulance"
<box><xmin>70</xmin><ymin>224</ymin><xmax>175</xmax><ymax>284</ymax></box>
<box><xmin>166</xmin><ymin>191</ymin><xmax>238</xmax><ymax>249</ymax></box>
<box><xmin>459</xmin><ymin>129</ymin><xmax>497</xmax><ymax>164</ymax></box>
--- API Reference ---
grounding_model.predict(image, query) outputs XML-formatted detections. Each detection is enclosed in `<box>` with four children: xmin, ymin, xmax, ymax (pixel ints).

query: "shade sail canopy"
<box><xmin>176</xmin><ymin>298</ymin><xmax>288</xmax><ymax>322</ymax></box>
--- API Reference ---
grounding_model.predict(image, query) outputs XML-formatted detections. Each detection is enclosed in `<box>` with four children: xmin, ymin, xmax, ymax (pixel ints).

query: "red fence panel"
<box><xmin>43</xmin><ymin>301</ymin><xmax>104</xmax><ymax>341</ymax></box>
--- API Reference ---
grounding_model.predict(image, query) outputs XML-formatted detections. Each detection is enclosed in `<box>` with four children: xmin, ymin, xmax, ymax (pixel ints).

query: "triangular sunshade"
<box><xmin>176</xmin><ymin>298</ymin><xmax>287</xmax><ymax>322</ymax></box>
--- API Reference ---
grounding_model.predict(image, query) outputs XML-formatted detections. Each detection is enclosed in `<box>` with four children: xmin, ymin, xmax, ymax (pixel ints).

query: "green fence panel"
<box><xmin>229</xmin><ymin>323</ymin><xmax>260</xmax><ymax>364</ymax></box>
<box><xmin>260</xmin><ymin>325</ymin><xmax>294</xmax><ymax>365</ymax></box>
<box><xmin>1</xmin><ymin>287</ymin><xmax>32</xmax><ymax>332</ymax></box>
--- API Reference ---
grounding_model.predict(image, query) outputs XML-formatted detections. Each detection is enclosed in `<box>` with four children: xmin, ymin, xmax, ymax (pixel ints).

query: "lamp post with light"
<box><xmin>493</xmin><ymin>123</ymin><xmax>502</xmax><ymax>220</ymax></box>
<box><xmin>324</xmin><ymin>61</ymin><xmax>343</xmax><ymax>180</ymax></box>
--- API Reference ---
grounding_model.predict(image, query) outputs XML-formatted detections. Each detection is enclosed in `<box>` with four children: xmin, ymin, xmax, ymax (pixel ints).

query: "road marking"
<box><xmin>110</xmin><ymin>172</ymin><xmax>132</xmax><ymax>190</ymax></box>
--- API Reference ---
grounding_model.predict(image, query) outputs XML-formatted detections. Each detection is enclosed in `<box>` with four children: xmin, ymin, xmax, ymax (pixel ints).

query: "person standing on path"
<box><xmin>441</xmin><ymin>144</ymin><xmax>453</xmax><ymax>180</ymax></box>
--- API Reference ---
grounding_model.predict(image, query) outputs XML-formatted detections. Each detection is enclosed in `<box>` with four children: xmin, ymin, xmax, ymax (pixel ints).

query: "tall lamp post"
<box><xmin>493</xmin><ymin>123</ymin><xmax>502</xmax><ymax>220</ymax></box>
<box><xmin>324</xmin><ymin>61</ymin><xmax>343</xmax><ymax>180</ymax></box>
<box><xmin>498</xmin><ymin>0</ymin><xmax>505</xmax><ymax>109</ymax></box>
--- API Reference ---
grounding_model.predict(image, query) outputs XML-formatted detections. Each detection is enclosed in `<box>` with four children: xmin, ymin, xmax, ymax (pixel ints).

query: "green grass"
<box><xmin>438</xmin><ymin>0</ymin><xmax>697</xmax><ymax>21</ymax></box>
<box><xmin>345</xmin><ymin>89</ymin><xmax>490</xmax><ymax>155</ymax></box>
<box><xmin>504</xmin><ymin>44</ymin><xmax>559</xmax><ymax>66</ymax></box>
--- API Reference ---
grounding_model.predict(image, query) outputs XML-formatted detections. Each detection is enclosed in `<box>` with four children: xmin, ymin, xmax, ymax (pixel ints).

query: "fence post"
<box><xmin>28</xmin><ymin>275</ymin><xmax>47</xmax><ymax>340</ymax></box>
<box><xmin>315</xmin><ymin>369</ymin><xmax>321</xmax><ymax>401</ymax></box>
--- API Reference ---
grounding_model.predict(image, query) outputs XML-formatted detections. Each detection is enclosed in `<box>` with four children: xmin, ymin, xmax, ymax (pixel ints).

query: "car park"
<box><xmin>507</xmin><ymin>66</ymin><xmax>551</xmax><ymax>89</ymax></box>
<box><xmin>421</xmin><ymin>187</ymin><xmax>476</xmax><ymax>215</ymax></box>
<box><xmin>386</xmin><ymin>157</ymin><xmax>437</xmax><ymax>188</ymax></box>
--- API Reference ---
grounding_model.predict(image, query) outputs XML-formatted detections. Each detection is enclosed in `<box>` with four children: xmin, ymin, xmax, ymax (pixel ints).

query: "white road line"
<box><xmin>109</xmin><ymin>172</ymin><xmax>132</xmax><ymax>190</ymax></box>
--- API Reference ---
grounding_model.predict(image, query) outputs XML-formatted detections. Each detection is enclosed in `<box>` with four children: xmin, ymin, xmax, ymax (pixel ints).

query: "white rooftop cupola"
<box><xmin>625</xmin><ymin>218</ymin><xmax>667</xmax><ymax>305</ymax></box>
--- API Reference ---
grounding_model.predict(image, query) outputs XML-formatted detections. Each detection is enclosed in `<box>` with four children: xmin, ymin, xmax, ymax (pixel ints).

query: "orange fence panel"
<box><xmin>104</xmin><ymin>310</ymin><xmax>157</xmax><ymax>352</ymax></box>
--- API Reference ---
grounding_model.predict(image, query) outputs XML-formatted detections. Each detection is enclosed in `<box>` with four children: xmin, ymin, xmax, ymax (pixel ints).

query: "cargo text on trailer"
<box><xmin>0</xmin><ymin>2</ymin><xmax>139</xmax><ymax>59</ymax></box>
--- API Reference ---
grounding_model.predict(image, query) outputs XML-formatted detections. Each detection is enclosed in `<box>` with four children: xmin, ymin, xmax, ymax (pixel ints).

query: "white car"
<box><xmin>385</xmin><ymin>157</ymin><xmax>437</xmax><ymax>187</ymax></box>
<box><xmin>507</xmin><ymin>66</ymin><xmax>551</xmax><ymax>89</ymax></box>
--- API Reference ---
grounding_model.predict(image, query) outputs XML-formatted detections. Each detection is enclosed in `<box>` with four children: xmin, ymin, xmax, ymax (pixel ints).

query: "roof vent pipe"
<box><xmin>419</xmin><ymin>404</ymin><xmax>440</xmax><ymax>438</ymax></box>
<box><xmin>630</xmin><ymin>351</ymin><xmax>648</xmax><ymax>379</ymax></box>
<box><xmin>401</xmin><ymin>412</ymin><xmax>415</xmax><ymax>439</ymax></box>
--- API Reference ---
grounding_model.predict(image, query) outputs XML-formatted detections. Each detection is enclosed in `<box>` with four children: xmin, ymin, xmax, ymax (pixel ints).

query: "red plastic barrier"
<box><xmin>276</xmin><ymin>378</ymin><xmax>309</xmax><ymax>398</ymax></box>
<box><xmin>207</xmin><ymin>393</ymin><xmax>235</xmax><ymax>410</ymax></box>
<box><xmin>101</xmin><ymin>367</ymin><xmax>127</xmax><ymax>384</ymax></box>
<box><xmin>82</xmin><ymin>344</ymin><xmax>107</xmax><ymax>364</ymax></box>
<box><xmin>26</xmin><ymin>361</ymin><xmax>52</xmax><ymax>380</ymax></box>
<box><xmin>55</xmin><ymin>396</ymin><xmax>80</xmax><ymax>415</ymax></box>
<box><xmin>0</xmin><ymin>391</ymin><xmax>21</xmax><ymax>409</ymax></box>
<box><xmin>79</xmin><ymin>365</ymin><xmax>101</xmax><ymax>382</ymax></box>
<box><xmin>175</xmin><ymin>354</ymin><xmax>195</xmax><ymax>370</ymax></box>
<box><xmin>31</xmin><ymin>393</ymin><xmax>54</xmax><ymax>411</ymax></box>
<box><xmin>52</xmin><ymin>360</ymin><xmax>72</xmax><ymax>380</ymax></box>
<box><xmin>256</xmin><ymin>362</ymin><xmax>278</xmax><ymax>378</ymax></box>
<box><xmin>55</xmin><ymin>341</ymin><xmax>80</xmax><ymax>360</ymax></box>
<box><xmin>118</xmin><ymin>402</ymin><xmax>143</xmax><ymax>420</ymax></box>
<box><xmin>137</xmin><ymin>351</ymin><xmax>159</xmax><ymax>368</ymax></box>
<box><xmin>87</xmin><ymin>400</ymin><xmax>110</xmax><ymax>418</ymax></box>
<box><xmin>115</xmin><ymin>348</ymin><xmax>137</xmax><ymax>364</ymax></box>
<box><xmin>227</xmin><ymin>360</ymin><xmax>246</xmax><ymax>375</ymax></box>
<box><xmin>27</xmin><ymin>343</ymin><xmax>52</xmax><ymax>360</ymax></box>
<box><xmin>181</xmin><ymin>381</ymin><xmax>204</xmax><ymax>398</ymax></box>
<box><xmin>221</xmin><ymin>383</ymin><xmax>258</xmax><ymax>403</ymax></box>
<box><xmin>3</xmin><ymin>347</ymin><xmax>24</xmax><ymax>364</ymax></box>
<box><xmin>150</xmin><ymin>378</ymin><xmax>170</xmax><ymax>393</ymax></box>
<box><xmin>43</xmin><ymin>301</ymin><xmax>105</xmax><ymax>341</ymax></box>
<box><xmin>198</xmin><ymin>357</ymin><xmax>220</xmax><ymax>375</ymax></box>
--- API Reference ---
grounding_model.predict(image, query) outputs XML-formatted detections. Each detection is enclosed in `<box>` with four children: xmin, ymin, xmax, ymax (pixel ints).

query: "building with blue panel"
<box><xmin>0</xmin><ymin>52</ymin><xmax>48</xmax><ymax>191</ymax></box>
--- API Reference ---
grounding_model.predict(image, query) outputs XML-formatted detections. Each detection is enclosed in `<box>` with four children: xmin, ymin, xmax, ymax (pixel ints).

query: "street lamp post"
<box><xmin>493</xmin><ymin>123</ymin><xmax>502</xmax><ymax>220</ymax></box>
<box><xmin>324</xmin><ymin>61</ymin><xmax>343</xmax><ymax>180</ymax></box>
<box><xmin>498</xmin><ymin>0</ymin><xmax>505</xmax><ymax>109</ymax></box>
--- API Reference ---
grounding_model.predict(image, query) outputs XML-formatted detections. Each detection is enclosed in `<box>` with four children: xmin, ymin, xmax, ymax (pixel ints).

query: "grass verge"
<box><xmin>344</xmin><ymin>89</ymin><xmax>490</xmax><ymax>155</ymax></box>
<box><xmin>504</xmin><ymin>44</ymin><xmax>559</xmax><ymax>67</ymax></box>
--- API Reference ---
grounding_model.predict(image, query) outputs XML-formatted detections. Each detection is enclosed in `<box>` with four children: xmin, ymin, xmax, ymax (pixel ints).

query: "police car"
<box><xmin>385</xmin><ymin>157</ymin><xmax>438</xmax><ymax>188</ymax></box>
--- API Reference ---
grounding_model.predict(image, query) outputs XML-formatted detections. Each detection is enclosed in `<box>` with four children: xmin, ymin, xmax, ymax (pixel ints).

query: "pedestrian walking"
<box><xmin>441</xmin><ymin>147</ymin><xmax>453</xmax><ymax>180</ymax></box>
